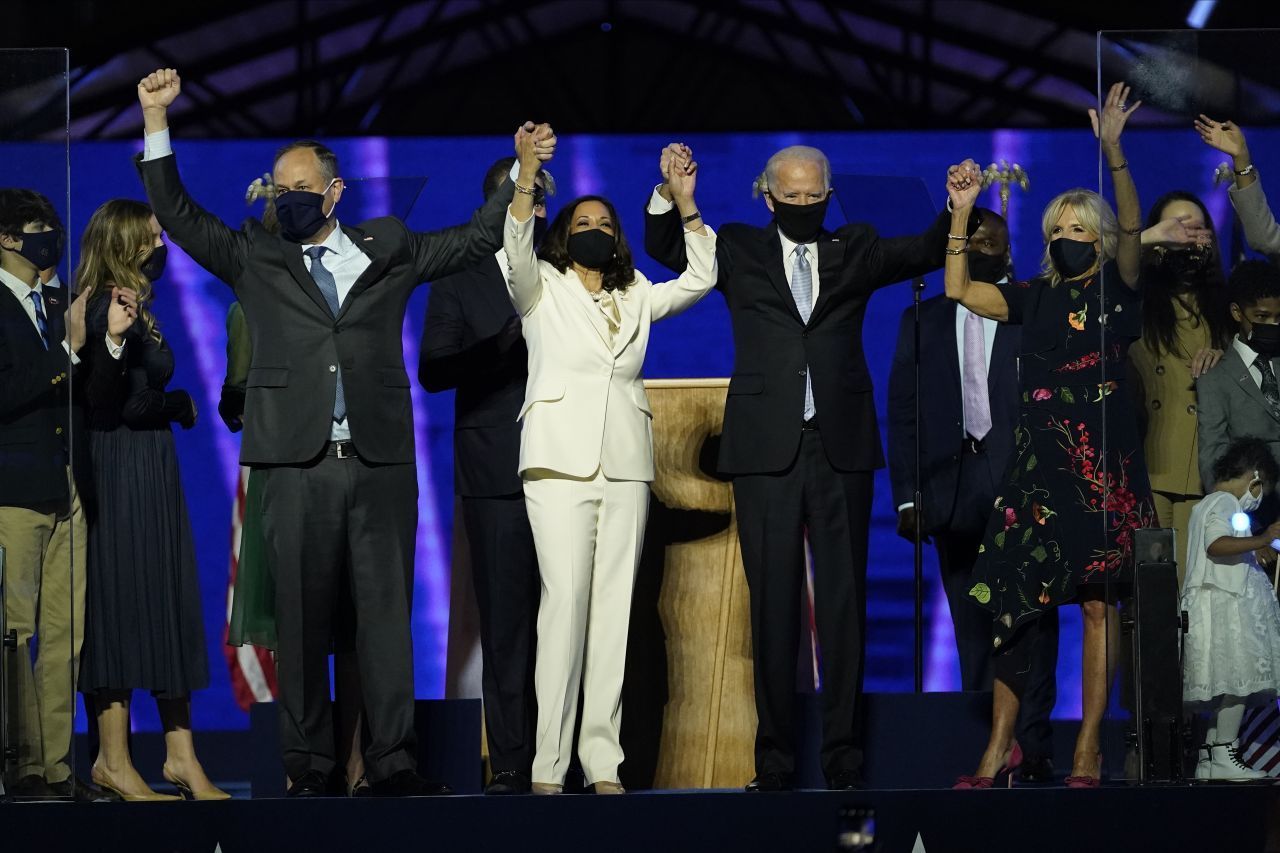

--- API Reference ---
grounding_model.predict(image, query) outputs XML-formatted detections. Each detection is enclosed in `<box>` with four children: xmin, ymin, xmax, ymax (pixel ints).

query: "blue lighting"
<box><xmin>1186</xmin><ymin>0</ymin><xmax>1217</xmax><ymax>29</ymax></box>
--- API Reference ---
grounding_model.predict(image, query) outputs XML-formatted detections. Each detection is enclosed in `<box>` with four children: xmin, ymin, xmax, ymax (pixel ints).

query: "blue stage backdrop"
<box><xmin>12</xmin><ymin>126</ymin><xmax>1269</xmax><ymax>732</ymax></box>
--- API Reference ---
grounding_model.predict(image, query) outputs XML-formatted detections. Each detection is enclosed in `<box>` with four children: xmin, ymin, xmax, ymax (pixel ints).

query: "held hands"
<box><xmin>664</xmin><ymin>143</ymin><xmax>698</xmax><ymax>204</ymax></box>
<box><xmin>1090</xmin><ymin>81</ymin><xmax>1140</xmax><ymax>148</ymax></box>
<box><xmin>106</xmin><ymin>287</ymin><xmax>139</xmax><ymax>343</ymax></box>
<box><xmin>1195</xmin><ymin>115</ymin><xmax>1248</xmax><ymax>160</ymax></box>
<box><xmin>513</xmin><ymin>121</ymin><xmax>557</xmax><ymax>176</ymax></box>
<box><xmin>138</xmin><ymin>68</ymin><xmax>181</xmax><ymax>111</ymax></box>
<box><xmin>946</xmin><ymin>159</ymin><xmax>982</xmax><ymax>212</ymax></box>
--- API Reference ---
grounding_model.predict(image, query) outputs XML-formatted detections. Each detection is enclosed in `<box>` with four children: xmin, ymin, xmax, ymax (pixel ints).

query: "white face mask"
<box><xmin>1239</xmin><ymin>472</ymin><xmax>1264</xmax><ymax>513</ymax></box>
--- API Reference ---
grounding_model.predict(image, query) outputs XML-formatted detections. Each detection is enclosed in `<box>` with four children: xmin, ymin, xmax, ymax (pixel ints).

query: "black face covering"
<box><xmin>1248</xmin><ymin>323</ymin><xmax>1280</xmax><ymax>358</ymax></box>
<box><xmin>533</xmin><ymin>216</ymin><xmax>549</xmax><ymax>249</ymax></box>
<box><xmin>968</xmin><ymin>252</ymin><xmax>1008</xmax><ymax>283</ymax></box>
<box><xmin>566</xmin><ymin>228</ymin><xmax>615</xmax><ymax>269</ymax></box>
<box><xmin>140</xmin><ymin>244</ymin><xmax>167</xmax><ymax>281</ymax></box>
<box><xmin>1157</xmin><ymin>245</ymin><xmax>1215</xmax><ymax>281</ymax></box>
<box><xmin>6</xmin><ymin>228</ymin><xmax>64</xmax><ymax>271</ymax></box>
<box><xmin>275</xmin><ymin>181</ymin><xmax>336</xmax><ymax>243</ymax></box>
<box><xmin>770</xmin><ymin>195</ymin><xmax>830</xmax><ymax>244</ymax></box>
<box><xmin>1048</xmin><ymin>237</ymin><xmax>1098</xmax><ymax>280</ymax></box>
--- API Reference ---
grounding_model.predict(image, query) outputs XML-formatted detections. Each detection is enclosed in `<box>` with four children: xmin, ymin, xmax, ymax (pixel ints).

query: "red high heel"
<box><xmin>1064</xmin><ymin>752</ymin><xmax>1103</xmax><ymax>789</ymax></box>
<box><xmin>953</xmin><ymin>742</ymin><xmax>1023</xmax><ymax>789</ymax></box>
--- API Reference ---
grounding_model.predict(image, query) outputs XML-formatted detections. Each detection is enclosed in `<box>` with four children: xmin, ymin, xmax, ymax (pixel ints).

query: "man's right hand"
<box><xmin>138</xmin><ymin>68</ymin><xmax>181</xmax><ymax>132</ymax></box>
<box><xmin>896</xmin><ymin>507</ymin><xmax>929</xmax><ymax>544</ymax></box>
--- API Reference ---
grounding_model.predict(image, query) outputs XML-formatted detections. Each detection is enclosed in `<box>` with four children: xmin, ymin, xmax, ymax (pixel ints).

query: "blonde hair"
<box><xmin>74</xmin><ymin>199</ymin><xmax>162</xmax><ymax>341</ymax></box>
<box><xmin>1038</xmin><ymin>188</ymin><xmax>1117</xmax><ymax>285</ymax></box>
<box><xmin>752</xmin><ymin>145</ymin><xmax>831</xmax><ymax>198</ymax></box>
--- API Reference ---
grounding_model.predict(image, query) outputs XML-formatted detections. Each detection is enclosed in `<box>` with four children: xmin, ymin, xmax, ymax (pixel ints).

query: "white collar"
<box><xmin>301</xmin><ymin>220</ymin><xmax>352</xmax><ymax>256</ymax></box>
<box><xmin>0</xmin><ymin>265</ymin><xmax>40</xmax><ymax>302</ymax></box>
<box><xmin>777</xmin><ymin>228</ymin><xmax>816</xmax><ymax>261</ymax></box>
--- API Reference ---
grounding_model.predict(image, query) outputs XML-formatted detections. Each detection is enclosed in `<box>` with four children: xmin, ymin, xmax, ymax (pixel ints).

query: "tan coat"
<box><xmin>1129</xmin><ymin>297</ymin><xmax>1213</xmax><ymax>497</ymax></box>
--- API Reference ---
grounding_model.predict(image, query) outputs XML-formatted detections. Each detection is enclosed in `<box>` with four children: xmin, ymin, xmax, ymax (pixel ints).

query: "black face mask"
<box><xmin>533</xmin><ymin>216</ymin><xmax>549</xmax><ymax>249</ymax></box>
<box><xmin>1157</xmin><ymin>245</ymin><xmax>1215</xmax><ymax>281</ymax></box>
<box><xmin>1248</xmin><ymin>323</ymin><xmax>1280</xmax><ymax>358</ymax></box>
<box><xmin>566</xmin><ymin>228</ymin><xmax>615</xmax><ymax>269</ymax></box>
<box><xmin>6</xmin><ymin>227</ymin><xmax>64</xmax><ymax>271</ymax></box>
<box><xmin>1048</xmin><ymin>237</ymin><xmax>1097</xmax><ymax>280</ymax></box>
<box><xmin>275</xmin><ymin>181</ymin><xmax>336</xmax><ymax>243</ymax></box>
<box><xmin>968</xmin><ymin>252</ymin><xmax>1008</xmax><ymax>283</ymax></box>
<box><xmin>770</xmin><ymin>195</ymin><xmax>830</xmax><ymax>244</ymax></box>
<box><xmin>140</xmin><ymin>244</ymin><xmax>167</xmax><ymax>281</ymax></box>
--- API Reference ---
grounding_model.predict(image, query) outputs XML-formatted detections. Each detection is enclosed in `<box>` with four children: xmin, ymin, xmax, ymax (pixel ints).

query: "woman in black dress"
<box><xmin>77</xmin><ymin>199</ymin><xmax>225</xmax><ymax>801</ymax></box>
<box><xmin>945</xmin><ymin>83</ymin><xmax>1154</xmax><ymax>788</ymax></box>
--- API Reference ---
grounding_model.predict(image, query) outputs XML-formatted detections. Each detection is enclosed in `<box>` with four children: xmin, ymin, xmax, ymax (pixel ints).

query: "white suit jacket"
<box><xmin>504</xmin><ymin>209</ymin><xmax>717</xmax><ymax>481</ymax></box>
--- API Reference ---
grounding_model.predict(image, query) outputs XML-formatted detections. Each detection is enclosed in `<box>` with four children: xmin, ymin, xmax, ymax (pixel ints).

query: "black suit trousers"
<box><xmin>461</xmin><ymin>493</ymin><xmax>539</xmax><ymax>774</ymax></box>
<box><xmin>261</xmin><ymin>453</ymin><xmax>418</xmax><ymax>783</ymax></box>
<box><xmin>733</xmin><ymin>428</ymin><xmax>871</xmax><ymax>778</ymax></box>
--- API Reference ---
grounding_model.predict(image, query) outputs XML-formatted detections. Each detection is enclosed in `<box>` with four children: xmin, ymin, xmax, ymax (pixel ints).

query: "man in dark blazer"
<box><xmin>417</xmin><ymin>157</ymin><xmax>552</xmax><ymax>795</ymax></box>
<box><xmin>645</xmin><ymin>145</ymin><xmax>977</xmax><ymax>790</ymax></box>
<box><xmin>134</xmin><ymin>68</ymin><xmax>553</xmax><ymax>797</ymax></box>
<box><xmin>0</xmin><ymin>188</ymin><xmax>135</xmax><ymax>801</ymax></box>
<box><xmin>887</xmin><ymin>209</ymin><xmax>1058</xmax><ymax>783</ymax></box>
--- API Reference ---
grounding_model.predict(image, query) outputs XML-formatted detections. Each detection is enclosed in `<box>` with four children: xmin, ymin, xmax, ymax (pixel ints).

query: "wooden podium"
<box><xmin>619</xmin><ymin>378</ymin><xmax>755</xmax><ymax>789</ymax></box>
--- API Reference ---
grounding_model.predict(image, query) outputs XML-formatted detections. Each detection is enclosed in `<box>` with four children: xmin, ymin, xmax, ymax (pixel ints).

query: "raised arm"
<box><xmin>135</xmin><ymin>69</ymin><xmax>249</xmax><ymax>287</ymax></box>
<box><xmin>504</xmin><ymin>124</ymin><xmax>552</xmax><ymax>316</ymax></box>
<box><xmin>944</xmin><ymin>162</ymin><xmax>1009</xmax><ymax>321</ymax></box>
<box><xmin>1199</xmin><ymin>117</ymin><xmax>1280</xmax><ymax>262</ymax></box>
<box><xmin>1089</xmin><ymin>82</ymin><xmax>1142</xmax><ymax>289</ymax></box>
<box><xmin>647</xmin><ymin>147</ymin><xmax>718</xmax><ymax>320</ymax></box>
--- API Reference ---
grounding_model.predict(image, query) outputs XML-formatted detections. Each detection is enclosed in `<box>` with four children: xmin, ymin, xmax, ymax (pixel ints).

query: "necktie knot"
<box><xmin>306</xmin><ymin>245</ymin><xmax>327</xmax><ymax>262</ymax></box>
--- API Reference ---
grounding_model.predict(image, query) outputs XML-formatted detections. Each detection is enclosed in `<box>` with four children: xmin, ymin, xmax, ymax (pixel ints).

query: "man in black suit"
<box><xmin>418</xmin><ymin>157</ymin><xmax>552</xmax><ymax>795</ymax></box>
<box><xmin>887</xmin><ymin>209</ymin><xmax>1058</xmax><ymax>783</ymax></box>
<box><xmin>0</xmin><ymin>188</ymin><xmax>135</xmax><ymax>801</ymax></box>
<box><xmin>134</xmin><ymin>68</ymin><xmax>555</xmax><ymax>797</ymax></box>
<box><xmin>646</xmin><ymin>145</ymin><xmax>976</xmax><ymax>790</ymax></box>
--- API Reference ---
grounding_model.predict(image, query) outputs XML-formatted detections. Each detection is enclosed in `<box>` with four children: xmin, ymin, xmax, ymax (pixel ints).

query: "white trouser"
<box><xmin>522</xmin><ymin>468</ymin><xmax>649</xmax><ymax>785</ymax></box>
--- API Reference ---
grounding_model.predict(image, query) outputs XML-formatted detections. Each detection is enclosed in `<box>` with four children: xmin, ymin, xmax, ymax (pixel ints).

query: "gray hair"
<box><xmin>752</xmin><ymin>145</ymin><xmax>831</xmax><ymax>198</ymax></box>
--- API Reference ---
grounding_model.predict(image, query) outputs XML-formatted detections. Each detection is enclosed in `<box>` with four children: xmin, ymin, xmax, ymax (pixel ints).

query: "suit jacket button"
<box><xmin>329</xmin><ymin>365</ymin><xmax>337</xmax><ymax>373</ymax></box>
<box><xmin>1151</xmin><ymin>399</ymin><xmax>1161</xmax><ymax>410</ymax></box>
<box><xmin>55</xmin><ymin>427</ymin><xmax>63</xmax><ymax>435</ymax></box>
<box><xmin>1187</xmin><ymin>403</ymin><xmax>1196</xmax><ymax>414</ymax></box>
<box><xmin>798</xmin><ymin>369</ymin><xmax>806</xmax><ymax>376</ymax></box>
<box><xmin>1154</xmin><ymin>364</ymin><xmax>1165</xmax><ymax>375</ymax></box>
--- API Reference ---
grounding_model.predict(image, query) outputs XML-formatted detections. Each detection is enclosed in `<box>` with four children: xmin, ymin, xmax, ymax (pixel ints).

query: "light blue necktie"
<box><xmin>29</xmin><ymin>289</ymin><xmax>49</xmax><ymax>350</ymax></box>
<box><xmin>792</xmin><ymin>246</ymin><xmax>815</xmax><ymax>420</ymax></box>
<box><xmin>305</xmin><ymin>246</ymin><xmax>347</xmax><ymax>422</ymax></box>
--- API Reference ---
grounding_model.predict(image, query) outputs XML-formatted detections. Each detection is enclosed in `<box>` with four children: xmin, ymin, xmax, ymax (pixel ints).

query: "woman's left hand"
<box><xmin>1187</xmin><ymin>347</ymin><xmax>1223</xmax><ymax>379</ymax></box>
<box><xmin>1089</xmin><ymin>81</ymin><xmax>1141</xmax><ymax>147</ymax></box>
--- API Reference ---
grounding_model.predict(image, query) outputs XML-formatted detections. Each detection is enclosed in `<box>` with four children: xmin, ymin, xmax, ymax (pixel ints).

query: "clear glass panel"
<box><xmin>0</xmin><ymin>48</ymin><xmax>72</xmax><ymax>799</ymax></box>
<box><xmin>1098</xmin><ymin>29</ymin><xmax>1280</xmax><ymax>784</ymax></box>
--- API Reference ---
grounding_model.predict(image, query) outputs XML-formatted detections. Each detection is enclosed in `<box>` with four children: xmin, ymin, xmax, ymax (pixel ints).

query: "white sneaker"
<box><xmin>1206</xmin><ymin>741</ymin><xmax>1270</xmax><ymax>782</ymax></box>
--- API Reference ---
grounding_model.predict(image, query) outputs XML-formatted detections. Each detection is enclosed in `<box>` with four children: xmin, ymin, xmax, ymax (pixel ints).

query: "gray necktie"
<box><xmin>1256</xmin><ymin>356</ymin><xmax>1280</xmax><ymax>414</ymax></box>
<box><xmin>792</xmin><ymin>245</ymin><xmax>815</xmax><ymax>420</ymax></box>
<box><xmin>305</xmin><ymin>246</ymin><xmax>346</xmax><ymax>422</ymax></box>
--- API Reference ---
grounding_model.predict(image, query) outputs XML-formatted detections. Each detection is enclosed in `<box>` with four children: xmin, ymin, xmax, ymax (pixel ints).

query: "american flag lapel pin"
<box><xmin>46</xmin><ymin>294</ymin><xmax>59</xmax><ymax>305</ymax></box>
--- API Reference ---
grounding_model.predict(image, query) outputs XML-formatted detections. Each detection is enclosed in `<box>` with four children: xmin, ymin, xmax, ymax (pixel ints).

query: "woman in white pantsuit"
<box><xmin>505</xmin><ymin>132</ymin><xmax>715</xmax><ymax>794</ymax></box>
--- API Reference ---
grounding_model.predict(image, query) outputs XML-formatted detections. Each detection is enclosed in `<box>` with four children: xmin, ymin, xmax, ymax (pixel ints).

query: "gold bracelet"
<box><xmin>944</xmin><ymin>247</ymin><xmax>967</xmax><ymax>255</ymax></box>
<box><xmin>1108</xmin><ymin>161</ymin><xmax>1129</xmax><ymax>172</ymax></box>
<box><xmin>513</xmin><ymin>182</ymin><xmax>536</xmax><ymax>195</ymax></box>
<box><xmin>947</xmin><ymin>233</ymin><xmax>969</xmax><ymax>241</ymax></box>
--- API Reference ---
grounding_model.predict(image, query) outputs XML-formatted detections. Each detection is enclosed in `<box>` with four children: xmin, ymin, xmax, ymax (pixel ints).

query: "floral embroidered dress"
<box><xmin>969</xmin><ymin>259</ymin><xmax>1155</xmax><ymax>649</ymax></box>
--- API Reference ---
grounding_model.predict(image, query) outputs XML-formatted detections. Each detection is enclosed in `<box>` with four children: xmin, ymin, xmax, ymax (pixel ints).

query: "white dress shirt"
<box><xmin>0</xmin><ymin>269</ymin><xmax>124</xmax><ymax>363</ymax></box>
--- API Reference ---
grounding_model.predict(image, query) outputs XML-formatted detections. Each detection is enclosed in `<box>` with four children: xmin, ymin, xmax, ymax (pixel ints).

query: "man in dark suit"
<box><xmin>646</xmin><ymin>145</ymin><xmax>976</xmax><ymax>790</ymax></box>
<box><xmin>417</xmin><ymin>157</ymin><xmax>552</xmax><ymax>795</ymax></box>
<box><xmin>0</xmin><ymin>188</ymin><xmax>135</xmax><ymax>801</ymax></box>
<box><xmin>134</xmin><ymin>68</ymin><xmax>555</xmax><ymax>797</ymax></box>
<box><xmin>887</xmin><ymin>209</ymin><xmax>1058</xmax><ymax>783</ymax></box>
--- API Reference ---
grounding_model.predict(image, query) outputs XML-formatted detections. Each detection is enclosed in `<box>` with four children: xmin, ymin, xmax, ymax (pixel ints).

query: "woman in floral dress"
<box><xmin>943</xmin><ymin>83</ymin><xmax>1154</xmax><ymax>788</ymax></box>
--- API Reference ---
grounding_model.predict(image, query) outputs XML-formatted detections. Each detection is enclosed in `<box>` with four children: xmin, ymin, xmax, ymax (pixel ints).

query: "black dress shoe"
<box><xmin>10</xmin><ymin>775</ymin><xmax>55</xmax><ymax>799</ymax></box>
<box><xmin>372</xmin><ymin>769</ymin><xmax>453</xmax><ymax>797</ymax></box>
<box><xmin>745</xmin><ymin>772</ymin><xmax>793</xmax><ymax>792</ymax></box>
<box><xmin>47</xmin><ymin>776</ymin><xmax>121</xmax><ymax>802</ymax></box>
<box><xmin>485</xmin><ymin>770</ymin><xmax>531</xmax><ymax>795</ymax></box>
<box><xmin>827</xmin><ymin>769</ymin><xmax>865</xmax><ymax>791</ymax></box>
<box><xmin>1017</xmin><ymin>756</ymin><xmax>1055</xmax><ymax>785</ymax></box>
<box><xmin>287</xmin><ymin>770</ymin><xmax>330</xmax><ymax>798</ymax></box>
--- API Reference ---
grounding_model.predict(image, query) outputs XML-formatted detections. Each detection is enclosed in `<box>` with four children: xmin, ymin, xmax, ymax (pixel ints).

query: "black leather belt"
<box><xmin>802</xmin><ymin>416</ymin><xmax>819</xmax><ymax>431</ymax></box>
<box><xmin>326</xmin><ymin>440</ymin><xmax>358</xmax><ymax>459</ymax></box>
<box><xmin>963</xmin><ymin>435</ymin><xmax>986</xmax><ymax>454</ymax></box>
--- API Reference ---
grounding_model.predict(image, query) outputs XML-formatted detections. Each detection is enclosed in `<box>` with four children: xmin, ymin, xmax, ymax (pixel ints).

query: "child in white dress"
<box><xmin>1183</xmin><ymin>436</ymin><xmax>1280</xmax><ymax>781</ymax></box>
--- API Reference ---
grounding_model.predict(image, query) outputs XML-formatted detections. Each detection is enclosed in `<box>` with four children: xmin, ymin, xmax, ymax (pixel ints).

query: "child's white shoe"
<box><xmin>1204</xmin><ymin>741</ymin><xmax>1270</xmax><ymax>782</ymax></box>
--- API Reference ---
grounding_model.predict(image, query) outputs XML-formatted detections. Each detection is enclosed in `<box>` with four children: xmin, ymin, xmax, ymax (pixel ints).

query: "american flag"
<box><xmin>224</xmin><ymin>466</ymin><xmax>278</xmax><ymax>710</ymax></box>
<box><xmin>1239</xmin><ymin>702</ymin><xmax>1280</xmax><ymax>775</ymax></box>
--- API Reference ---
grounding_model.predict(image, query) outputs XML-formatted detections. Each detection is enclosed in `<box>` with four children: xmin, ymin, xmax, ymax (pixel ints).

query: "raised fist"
<box><xmin>138</xmin><ymin>68</ymin><xmax>181</xmax><ymax>111</ymax></box>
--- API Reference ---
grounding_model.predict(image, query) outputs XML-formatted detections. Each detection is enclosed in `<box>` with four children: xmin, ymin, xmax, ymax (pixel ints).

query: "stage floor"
<box><xmin>4</xmin><ymin>784</ymin><xmax>1278</xmax><ymax>853</ymax></box>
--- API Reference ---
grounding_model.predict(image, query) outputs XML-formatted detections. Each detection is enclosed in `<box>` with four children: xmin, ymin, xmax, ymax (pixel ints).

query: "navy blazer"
<box><xmin>418</xmin><ymin>255</ymin><xmax>527</xmax><ymax>497</ymax></box>
<box><xmin>887</xmin><ymin>294</ymin><xmax>1020</xmax><ymax>534</ymax></box>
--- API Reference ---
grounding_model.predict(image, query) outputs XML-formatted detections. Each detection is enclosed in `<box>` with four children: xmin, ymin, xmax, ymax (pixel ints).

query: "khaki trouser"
<box><xmin>0</xmin><ymin>470</ymin><xmax>86</xmax><ymax>784</ymax></box>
